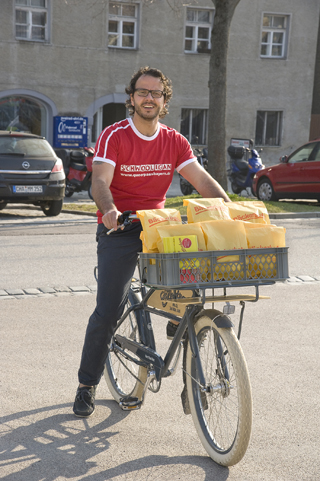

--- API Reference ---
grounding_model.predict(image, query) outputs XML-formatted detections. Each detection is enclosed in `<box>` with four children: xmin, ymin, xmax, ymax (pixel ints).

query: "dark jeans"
<box><xmin>78</xmin><ymin>221</ymin><xmax>142</xmax><ymax>386</ymax></box>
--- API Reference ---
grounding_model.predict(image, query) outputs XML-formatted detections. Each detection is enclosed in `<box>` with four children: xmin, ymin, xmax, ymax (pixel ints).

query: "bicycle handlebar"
<box><xmin>106</xmin><ymin>210</ymin><xmax>137</xmax><ymax>235</ymax></box>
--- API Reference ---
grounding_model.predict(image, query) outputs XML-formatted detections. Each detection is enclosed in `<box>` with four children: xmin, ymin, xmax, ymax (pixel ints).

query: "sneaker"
<box><xmin>167</xmin><ymin>321</ymin><xmax>185</xmax><ymax>340</ymax></box>
<box><xmin>73</xmin><ymin>386</ymin><xmax>96</xmax><ymax>417</ymax></box>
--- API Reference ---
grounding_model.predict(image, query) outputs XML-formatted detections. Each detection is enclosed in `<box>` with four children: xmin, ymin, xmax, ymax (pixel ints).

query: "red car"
<box><xmin>252</xmin><ymin>139</ymin><xmax>320</xmax><ymax>202</ymax></box>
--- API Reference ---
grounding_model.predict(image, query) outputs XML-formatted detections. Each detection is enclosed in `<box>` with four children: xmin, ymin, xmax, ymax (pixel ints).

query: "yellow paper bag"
<box><xmin>137</xmin><ymin>209</ymin><xmax>182</xmax><ymax>252</ymax></box>
<box><xmin>243</xmin><ymin>223</ymin><xmax>286</xmax><ymax>279</ymax></box>
<box><xmin>200</xmin><ymin>219</ymin><xmax>247</xmax><ymax>255</ymax></box>
<box><xmin>140</xmin><ymin>231</ymin><xmax>158</xmax><ymax>253</ymax></box>
<box><xmin>227</xmin><ymin>201</ymin><xmax>270</xmax><ymax>224</ymax></box>
<box><xmin>243</xmin><ymin>223</ymin><xmax>286</xmax><ymax>248</ymax></box>
<box><xmin>200</xmin><ymin>220</ymin><xmax>247</xmax><ymax>281</ymax></box>
<box><xmin>183</xmin><ymin>198</ymin><xmax>231</xmax><ymax>223</ymax></box>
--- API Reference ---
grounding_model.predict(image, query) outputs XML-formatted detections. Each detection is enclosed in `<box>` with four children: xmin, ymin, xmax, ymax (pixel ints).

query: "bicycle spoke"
<box><xmin>186</xmin><ymin>314</ymin><xmax>252</xmax><ymax>466</ymax></box>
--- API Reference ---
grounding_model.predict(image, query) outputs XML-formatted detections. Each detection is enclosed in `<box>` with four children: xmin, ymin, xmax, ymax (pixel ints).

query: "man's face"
<box><xmin>131</xmin><ymin>74</ymin><xmax>166</xmax><ymax>121</ymax></box>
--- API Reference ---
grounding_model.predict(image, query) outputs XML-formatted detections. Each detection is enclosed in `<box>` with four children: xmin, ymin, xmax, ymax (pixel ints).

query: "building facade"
<box><xmin>0</xmin><ymin>0</ymin><xmax>319</xmax><ymax>165</ymax></box>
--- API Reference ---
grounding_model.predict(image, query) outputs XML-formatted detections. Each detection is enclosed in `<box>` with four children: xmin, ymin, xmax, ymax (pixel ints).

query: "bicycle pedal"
<box><xmin>119</xmin><ymin>396</ymin><xmax>142</xmax><ymax>411</ymax></box>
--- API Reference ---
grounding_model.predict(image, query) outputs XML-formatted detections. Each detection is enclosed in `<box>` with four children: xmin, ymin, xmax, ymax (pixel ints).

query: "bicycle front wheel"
<box><xmin>185</xmin><ymin>313</ymin><xmax>252</xmax><ymax>466</ymax></box>
<box><xmin>104</xmin><ymin>290</ymin><xmax>148</xmax><ymax>402</ymax></box>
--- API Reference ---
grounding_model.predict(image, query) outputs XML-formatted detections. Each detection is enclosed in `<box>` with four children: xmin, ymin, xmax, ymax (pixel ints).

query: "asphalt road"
<box><xmin>1</xmin><ymin>281</ymin><xmax>319</xmax><ymax>480</ymax></box>
<box><xmin>1</xmin><ymin>190</ymin><xmax>320</xmax><ymax>479</ymax></box>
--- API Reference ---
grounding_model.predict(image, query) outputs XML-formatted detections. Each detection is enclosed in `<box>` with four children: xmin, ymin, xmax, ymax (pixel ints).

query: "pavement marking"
<box><xmin>287</xmin><ymin>276</ymin><xmax>320</xmax><ymax>283</ymax></box>
<box><xmin>0</xmin><ymin>277</ymin><xmax>319</xmax><ymax>300</ymax></box>
<box><xmin>0</xmin><ymin>285</ymin><xmax>97</xmax><ymax>300</ymax></box>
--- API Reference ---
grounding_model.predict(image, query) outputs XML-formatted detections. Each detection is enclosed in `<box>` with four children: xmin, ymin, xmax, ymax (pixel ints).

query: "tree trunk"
<box><xmin>207</xmin><ymin>0</ymin><xmax>241</xmax><ymax>191</ymax></box>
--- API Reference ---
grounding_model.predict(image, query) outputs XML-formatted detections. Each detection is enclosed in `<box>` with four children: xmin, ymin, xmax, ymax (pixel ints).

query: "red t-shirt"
<box><xmin>93</xmin><ymin>118</ymin><xmax>196</xmax><ymax>222</ymax></box>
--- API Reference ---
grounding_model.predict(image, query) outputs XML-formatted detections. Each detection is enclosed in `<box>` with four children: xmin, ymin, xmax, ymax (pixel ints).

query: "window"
<box><xmin>288</xmin><ymin>143</ymin><xmax>318</xmax><ymax>163</ymax></box>
<box><xmin>15</xmin><ymin>0</ymin><xmax>48</xmax><ymax>42</ymax></box>
<box><xmin>185</xmin><ymin>8</ymin><xmax>213</xmax><ymax>53</ymax></box>
<box><xmin>0</xmin><ymin>96</ymin><xmax>46</xmax><ymax>136</ymax></box>
<box><xmin>181</xmin><ymin>109</ymin><xmax>208</xmax><ymax>145</ymax></box>
<box><xmin>108</xmin><ymin>2</ymin><xmax>138</xmax><ymax>49</ymax></box>
<box><xmin>0</xmin><ymin>137</ymin><xmax>54</xmax><ymax>156</ymax></box>
<box><xmin>260</xmin><ymin>14</ymin><xmax>288</xmax><ymax>58</ymax></box>
<box><xmin>255</xmin><ymin>111</ymin><xmax>282</xmax><ymax>146</ymax></box>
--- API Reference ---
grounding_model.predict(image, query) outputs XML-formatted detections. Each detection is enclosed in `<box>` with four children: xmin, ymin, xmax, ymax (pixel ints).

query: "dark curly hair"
<box><xmin>125</xmin><ymin>66</ymin><xmax>173</xmax><ymax>119</ymax></box>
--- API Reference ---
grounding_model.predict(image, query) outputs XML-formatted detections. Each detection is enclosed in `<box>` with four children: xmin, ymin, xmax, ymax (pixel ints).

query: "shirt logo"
<box><xmin>120</xmin><ymin>164</ymin><xmax>171</xmax><ymax>173</ymax></box>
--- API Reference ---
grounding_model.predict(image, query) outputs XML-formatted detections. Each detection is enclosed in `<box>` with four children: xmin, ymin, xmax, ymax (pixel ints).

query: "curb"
<box><xmin>0</xmin><ymin>285</ymin><xmax>97</xmax><ymax>300</ymax></box>
<box><xmin>269</xmin><ymin>212</ymin><xmax>320</xmax><ymax>219</ymax></box>
<box><xmin>62</xmin><ymin>208</ymin><xmax>96</xmax><ymax>217</ymax></box>
<box><xmin>1</xmin><ymin>278</ymin><xmax>319</xmax><ymax>300</ymax></box>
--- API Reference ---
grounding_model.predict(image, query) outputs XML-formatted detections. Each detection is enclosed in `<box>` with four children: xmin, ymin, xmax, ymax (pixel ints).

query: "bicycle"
<box><xmin>102</xmin><ymin>211</ymin><xmax>289</xmax><ymax>466</ymax></box>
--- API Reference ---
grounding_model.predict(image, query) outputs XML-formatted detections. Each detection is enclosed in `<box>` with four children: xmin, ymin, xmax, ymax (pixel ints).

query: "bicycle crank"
<box><xmin>119</xmin><ymin>370</ymin><xmax>157</xmax><ymax>411</ymax></box>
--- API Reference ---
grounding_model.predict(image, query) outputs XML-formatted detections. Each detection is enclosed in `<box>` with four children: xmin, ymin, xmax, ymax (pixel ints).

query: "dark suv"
<box><xmin>0</xmin><ymin>131</ymin><xmax>65</xmax><ymax>216</ymax></box>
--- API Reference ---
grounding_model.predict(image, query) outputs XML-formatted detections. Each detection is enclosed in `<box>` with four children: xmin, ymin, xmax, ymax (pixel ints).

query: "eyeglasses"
<box><xmin>134</xmin><ymin>89</ymin><xmax>164</xmax><ymax>99</ymax></box>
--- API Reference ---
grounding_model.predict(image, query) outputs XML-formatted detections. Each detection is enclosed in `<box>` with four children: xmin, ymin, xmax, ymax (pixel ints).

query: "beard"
<box><xmin>134</xmin><ymin>102</ymin><xmax>162</xmax><ymax>121</ymax></box>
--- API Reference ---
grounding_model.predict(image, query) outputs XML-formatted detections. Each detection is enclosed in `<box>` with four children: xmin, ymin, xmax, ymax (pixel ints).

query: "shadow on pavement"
<box><xmin>0</xmin><ymin>401</ymin><xmax>229</xmax><ymax>481</ymax></box>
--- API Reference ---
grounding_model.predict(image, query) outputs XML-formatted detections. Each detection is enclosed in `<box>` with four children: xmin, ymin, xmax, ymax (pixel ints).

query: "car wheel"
<box><xmin>257</xmin><ymin>179</ymin><xmax>276</xmax><ymax>201</ymax></box>
<box><xmin>41</xmin><ymin>199</ymin><xmax>63</xmax><ymax>217</ymax></box>
<box><xmin>0</xmin><ymin>201</ymin><xmax>8</xmax><ymax>211</ymax></box>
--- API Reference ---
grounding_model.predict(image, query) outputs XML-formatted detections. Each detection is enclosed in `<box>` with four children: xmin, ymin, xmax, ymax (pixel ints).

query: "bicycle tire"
<box><xmin>104</xmin><ymin>290</ymin><xmax>148</xmax><ymax>402</ymax></box>
<box><xmin>185</xmin><ymin>312</ymin><xmax>252</xmax><ymax>466</ymax></box>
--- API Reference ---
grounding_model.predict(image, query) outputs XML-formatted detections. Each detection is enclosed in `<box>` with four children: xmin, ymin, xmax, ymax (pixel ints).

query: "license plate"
<box><xmin>13</xmin><ymin>185</ymin><xmax>43</xmax><ymax>193</ymax></box>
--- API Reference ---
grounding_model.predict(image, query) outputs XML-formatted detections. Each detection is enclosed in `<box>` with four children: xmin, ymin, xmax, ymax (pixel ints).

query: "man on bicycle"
<box><xmin>73</xmin><ymin>66</ymin><xmax>230</xmax><ymax>417</ymax></box>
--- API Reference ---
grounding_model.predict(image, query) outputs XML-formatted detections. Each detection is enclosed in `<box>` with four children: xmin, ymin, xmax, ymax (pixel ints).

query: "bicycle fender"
<box><xmin>195</xmin><ymin>309</ymin><xmax>234</xmax><ymax>329</ymax></box>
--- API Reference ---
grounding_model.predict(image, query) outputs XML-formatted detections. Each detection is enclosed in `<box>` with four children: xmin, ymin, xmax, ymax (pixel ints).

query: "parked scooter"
<box><xmin>227</xmin><ymin>145</ymin><xmax>264</xmax><ymax>195</ymax></box>
<box><xmin>62</xmin><ymin>147</ymin><xmax>95</xmax><ymax>199</ymax></box>
<box><xmin>179</xmin><ymin>147</ymin><xmax>209</xmax><ymax>195</ymax></box>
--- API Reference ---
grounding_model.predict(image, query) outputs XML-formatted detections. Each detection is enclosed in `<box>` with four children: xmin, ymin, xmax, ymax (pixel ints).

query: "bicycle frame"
<box><xmin>110</xmin><ymin>282</ymin><xmax>250</xmax><ymax>393</ymax></box>
<box><xmin>113</xmin><ymin>285</ymin><xmax>196</xmax><ymax>382</ymax></box>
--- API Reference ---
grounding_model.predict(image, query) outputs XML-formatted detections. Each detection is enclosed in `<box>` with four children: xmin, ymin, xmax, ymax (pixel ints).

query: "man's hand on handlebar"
<box><xmin>101</xmin><ymin>208</ymin><xmax>122</xmax><ymax>232</ymax></box>
<box><xmin>103</xmin><ymin>210</ymin><xmax>135</xmax><ymax>235</ymax></box>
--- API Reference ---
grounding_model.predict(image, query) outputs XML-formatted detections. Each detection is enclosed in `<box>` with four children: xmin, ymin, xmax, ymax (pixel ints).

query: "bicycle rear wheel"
<box><xmin>104</xmin><ymin>290</ymin><xmax>148</xmax><ymax>402</ymax></box>
<box><xmin>185</xmin><ymin>313</ymin><xmax>252</xmax><ymax>466</ymax></box>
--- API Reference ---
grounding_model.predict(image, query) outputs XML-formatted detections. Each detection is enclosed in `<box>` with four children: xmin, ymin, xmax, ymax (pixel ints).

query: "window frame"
<box><xmin>15</xmin><ymin>0</ymin><xmax>49</xmax><ymax>43</ymax></box>
<box><xmin>255</xmin><ymin>110</ymin><xmax>283</xmax><ymax>147</ymax></box>
<box><xmin>260</xmin><ymin>12</ymin><xmax>290</xmax><ymax>59</ymax></box>
<box><xmin>107</xmin><ymin>1</ymin><xmax>139</xmax><ymax>50</ymax></box>
<box><xmin>180</xmin><ymin>108</ymin><xmax>208</xmax><ymax>145</ymax></box>
<box><xmin>184</xmin><ymin>7</ymin><xmax>214</xmax><ymax>54</ymax></box>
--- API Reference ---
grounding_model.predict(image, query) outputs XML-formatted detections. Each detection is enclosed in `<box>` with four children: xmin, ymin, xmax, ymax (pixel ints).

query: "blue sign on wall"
<box><xmin>54</xmin><ymin>116</ymin><xmax>88</xmax><ymax>148</ymax></box>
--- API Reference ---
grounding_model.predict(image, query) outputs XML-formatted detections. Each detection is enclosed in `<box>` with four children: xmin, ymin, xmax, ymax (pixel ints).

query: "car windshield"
<box><xmin>0</xmin><ymin>137</ymin><xmax>55</xmax><ymax>156</ymax></box>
